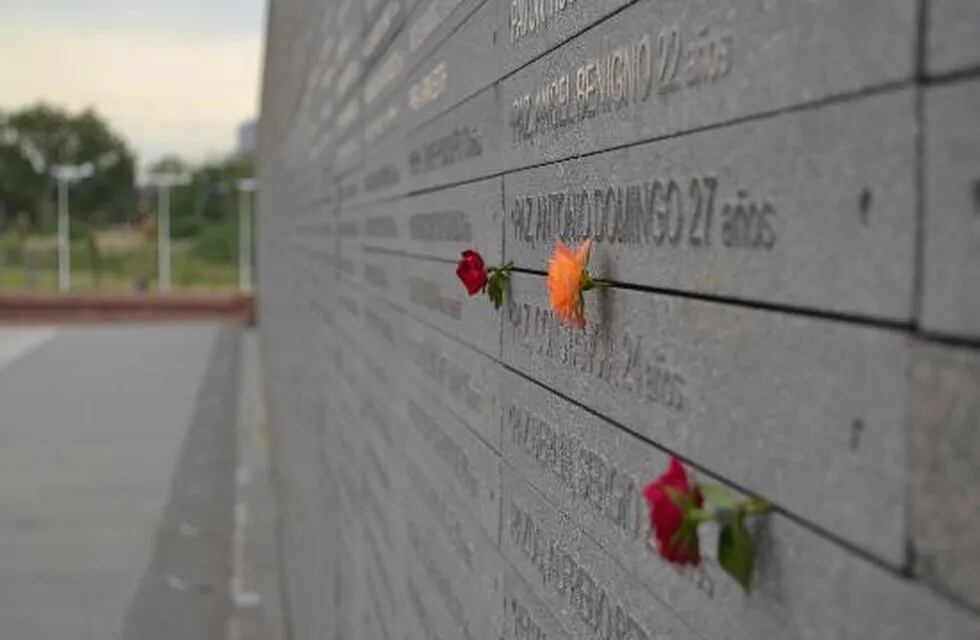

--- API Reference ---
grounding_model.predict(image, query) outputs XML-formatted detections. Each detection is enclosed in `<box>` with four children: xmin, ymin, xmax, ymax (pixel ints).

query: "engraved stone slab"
<box><xmin>361</xmin><ymin>177</ymin><xmax>504</xmax><ymax>264</ymax></box>
<box><xmin>360</xmin><ymin>523</ymin><xmax>408</xmax><ymax>631</ymax></box>
<box><xmin>502</xmin><ymin>272</ymin><xmax>908</xmax><ymax>562</ymax></box>
<box><xmin>398</xmin><ymin>0</ymin><xmax>498</xmax><ymax>135</ymax></box>
<box><xmin>910</xmin><ymin>341</ymin><xmax>980</xmax><ymax>611</ymax></box>
<box><xmin>362</xmin><ymin>0</ymin><xmax>487</xmax><ymax>145</ymax></box>
<box><xmin>406</xmin><ymin>0</ymin><xmax>486</xmax><ymax>72</ymax></box>
<box><xmin>363</xmin><ymin>87</ymin><xmax>410</xmax><ymax>152</ymax></box>
<box><xmin>362</xmin><ymin>558</ymin><xmax>404</xmax><ymax>640</ymax></box>
<box><xmin>400</xmin><ymin>375</ymin><xmax>502</xmax><ymax>539</ymax></box>
<box><xmin>331</xmin><ymin>525</ymin><xmax>369</xmax><ymax>639</ymax></box>
<box><xmin>499</xmin><ymin>565</ymin><xmax>572</xmax><ymax>640</ymax></box>
<box><xmin>361</xmin><ymin>0</ymin><xmax>410</xmax><ymax>72</ymax></box>
<box><xmin>403</xmin><ymin>565</ymin><xmax>450</xmax><ymax>640</ymax></box>
<box><xmin>403</xmin><ymin>543</ymin><xmax>490</xmax><ymax>640</ymax></box>
<box><xmin>379</xmin><ymin>290</ymin><xmax>505</xmax><ymax>449</ymax></box>
<box><xmin>371</xmin><ymin>251</ymin><xmax>502</xmax><ymax>356</ymax></box>
<box><xmin>402</xmin><ymin>85</ymin><xmax>505</xmax><ymax>194</ymax></box>
<box><xmin>332</xmin><ymin>3</ymin><xmax>365</xmax><ymax>105</ymax></box>
<box><xmin>356</xmin><ymin>85</ymin><xmax>504</xmax><ymax>204</ymax></box>
<box><xmin>402</xmin><ymin>459</ymin><xmax>504</xmax><ymax>640</ymax></box>
<box><xmin>922</xmin><ymin>79</ymin><xmax>980</xmax><ymax>339</ymax></box>
<box><xmin>359</xmin><ymin>138</ymin><xmax>406</xmax><ymax>204</ymax></box>
<box><xmin>500</xmin><ymin>367</ymin><xmax>980</xmax><ymax>638</ymax></box>
<box><xmin>500</xmin><ymin>0</ymin><xmax>917</xmax><ymax>168</ymax></box>
<box><xmin>494</xmin><ymin>0</ymin><xmax>634</xmax><ymax>75</ymax></box>
<box><xmin>504</xmin><ymin>89</ymin><xmax>917</xmax><ymax>320</ymax></box>
<box><xmin>928</xmin><ymin>0</ymin><xmax>980</xmax><ymax>75</ymax></box>
<box><xmin>402</xmin><ymin>451</ymin><xmax>503</xmax><ymax>640</ymax></box>
<box><xmin>501</xmin><ymin>469</ymin><xmax>702</xmax><ymax>639</ymax></box>
<box><xmin>339</xmin><ymin>168</ymin><xmax>365</xmax><ymax>213</ymax></box>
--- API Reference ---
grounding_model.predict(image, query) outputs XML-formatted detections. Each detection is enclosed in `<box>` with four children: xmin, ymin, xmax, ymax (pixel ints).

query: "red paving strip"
<box><xmin>0</xmin><ymin>293</ymin><xmax>256</xmax><ymax>325</ymax></box>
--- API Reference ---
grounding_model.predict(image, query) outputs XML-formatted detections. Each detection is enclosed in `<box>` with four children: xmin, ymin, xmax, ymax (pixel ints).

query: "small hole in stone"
<box><xmin>849</xmin><ymin>419</ymin><xmax>865</xmax><ymax>451</ymax></box>
<box><xmin>858</xmin><ymin>189</ymin><xmax>873</xmax><ymax>225</ymax></box>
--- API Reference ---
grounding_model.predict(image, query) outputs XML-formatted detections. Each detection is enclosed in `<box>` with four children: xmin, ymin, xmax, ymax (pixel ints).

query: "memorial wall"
<box><xmin>255</xmin><ymin>1</ymin><xmax>980</xmax><ymax>637</ymax></box>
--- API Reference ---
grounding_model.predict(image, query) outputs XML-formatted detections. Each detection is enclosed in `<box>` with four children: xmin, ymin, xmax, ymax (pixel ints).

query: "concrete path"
<box><xmin>228</xmin><ymin>331</ymin><xmax>285</xmax><ymax>640</ymax></box>
<box><xmin>0</xmin><ymin>323</ymin><xmax>250</xmax><ymax>639</ymax></box>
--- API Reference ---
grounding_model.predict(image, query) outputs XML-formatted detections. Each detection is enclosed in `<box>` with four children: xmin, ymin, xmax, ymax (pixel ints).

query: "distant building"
<box><xmin>237</xmin><ymin>120</ymin><xmax>257</xmax><ymax>155</ymax></box>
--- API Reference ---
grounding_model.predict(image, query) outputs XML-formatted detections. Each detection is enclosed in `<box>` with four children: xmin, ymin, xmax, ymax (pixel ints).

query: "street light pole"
<box><xmin>236</xmin><ymin>179</ymin><xmax>256</xmax><ymax>292</ymax></box>
<box><xmin>146</xmin><ymin>171</ymin><xmax>190</xmax><ymax>292</ymax></box>
<box><xmin>51</xmin><ymin>164</ymin><xmax>94</xmax><ymax>293</ymax></box>
<box><xmin>157</xmin><ymin>184</ymin><xmax>171</xmax><ymax>291</ymax></box>
<box><xmin>57</xmin><ymin>178</ymin><xmax>69</xmax><ymax>292</ymax></box>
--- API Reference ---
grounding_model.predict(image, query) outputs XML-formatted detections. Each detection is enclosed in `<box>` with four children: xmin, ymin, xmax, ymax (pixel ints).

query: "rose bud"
<box><xmin>456</xmin><ymin>249</ymin><xmax>488</xmax><ymax>295</ymax></box>
<box><xmin>643</xmin><ymin>456</ymin><xmax>703</xmax><ymax>566</ymax></box>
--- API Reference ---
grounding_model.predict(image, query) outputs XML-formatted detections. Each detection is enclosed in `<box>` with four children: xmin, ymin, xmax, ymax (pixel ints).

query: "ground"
<box><xmin>0</xmin><ymin>323</ymin><xmax>282</xmax><ymax>640</ymax></box>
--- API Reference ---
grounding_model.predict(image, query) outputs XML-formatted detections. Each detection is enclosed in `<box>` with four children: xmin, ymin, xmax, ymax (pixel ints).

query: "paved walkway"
<box><xmin>0</xmin><ymin>323</ymin><xmax>280</xmax><ymax>640</ymax></box>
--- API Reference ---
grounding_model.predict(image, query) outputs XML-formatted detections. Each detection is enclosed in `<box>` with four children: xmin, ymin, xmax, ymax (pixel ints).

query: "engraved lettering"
<box><xmin>511</xmin><ymin>26</ymin><xmax>732</xmax><ymax>143</ymax></box>
<box><xmin>509</xmin><ymin>174</ymin><xmax>777</xmax><ymax>252</ymax></box>
<box><xmin>404</xmin><ymin>334</ymin><xmax>483</xmax><ymax>413</ymax></box>
<box><xmin>408</xmin><ymin>127</ymin><xmax>482</xmax><ymax>175</ymax></box>
<box><xmin>507</xmin><ymin>301</ymin><xmax>686</xmax><ymax>411</ymax></box>
<box><xmin>407</xmin><ymin>400</ymin><xmax>480</xmax><ymax>501</ymax></box>
<box><xmin>409</xmin><ymin>209</ymin><xmax>472</xmax><ymax>242</ymax></box>
<box><xmin>364</xmin><ymin>164</ymin><xmax>401</xmax><ymax>192</ymax></box>
<box><xmin>506</xmin><ymin>405</ymin><xmax>646</xmax><ymax>539</ymax></box>
<box><xmin>509</xmin><ymin>501</ymin><xmax>653</xmax><ymax>640</ymax></box>
<box><xmin>510</xmin><ymin>0</ymin><xmax>578</xmax><ymax>44</ymax></box>
<box><xmin>407</xmin><ymin>277</ymin><xmax>463</xmax><ymax>319</ymax></box>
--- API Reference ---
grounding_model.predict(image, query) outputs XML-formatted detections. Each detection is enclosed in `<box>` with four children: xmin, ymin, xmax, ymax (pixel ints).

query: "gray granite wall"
<box><xmin>256</xmin><ymin>1</ymin><xmax>980</xmax><ymax>637</ymax></box>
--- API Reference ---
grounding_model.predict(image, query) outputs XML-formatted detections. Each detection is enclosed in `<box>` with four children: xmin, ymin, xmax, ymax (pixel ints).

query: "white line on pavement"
<box><xmin>0</xmin><ymin>328</ymin><xmax>57</xmax><ymax>371</ymax></box>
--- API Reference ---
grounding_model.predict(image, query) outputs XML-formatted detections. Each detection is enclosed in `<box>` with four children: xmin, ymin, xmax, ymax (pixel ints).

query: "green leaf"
<box><xmin>718</xmin><ymin>512</ymin><xmax>756</xmax><ymax>592</ymax></box>
<box><xmin>487</xmin><ymin>280</ymin><xmax>501</xmax><ymax>309</ymax></box>
<box><xmin>700</xmin><ymin>483</ymin><xmax>741</xmax><ymax>510</ymax></box>
<box><xmin>486</xmin><ymin>270</ymin><xmax>507</xmax><ymax>310</ymax></box>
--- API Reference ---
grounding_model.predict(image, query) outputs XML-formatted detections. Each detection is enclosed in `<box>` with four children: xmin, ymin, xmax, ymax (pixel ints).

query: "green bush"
<box><xmin>171</xmin><ymin>214</ymin><xmax>203</xmax><ymax>239</ymax></box>
<box><xmin>35</xmin><ymin>215</ymin><xmax>92</xmax><ymax>241</ymax></box>
<box><xmin>69</xmin><ymin>219</ymin><xmax>93</xmax><ymax>241</ymax></box>
<box><xmin>190</xmin><ymin>221</ymin><xmax>237</xmax><ymax>265</ymax></box>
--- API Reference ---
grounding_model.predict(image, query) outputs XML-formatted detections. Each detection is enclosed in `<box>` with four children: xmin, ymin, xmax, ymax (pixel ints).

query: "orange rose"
<box><xmin>547</xmin><ymin>239</ymin><xmax>594</xmax><ymax>330</ymax></box>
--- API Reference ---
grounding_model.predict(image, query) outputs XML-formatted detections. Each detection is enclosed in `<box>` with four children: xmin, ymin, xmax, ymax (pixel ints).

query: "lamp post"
<box><xmin>51</xmin><ymin>163</ymin><xmax>94</xmax><ymax>292</ymax></box>
<box><xmin>236</xmin><ymin>179</ymin><xmax>256</xmax><ymax>292</ymax></box>
<box><xmin>146</xmin><ymin>171</ymin><xmax>190</xmax><ymax>292</ymax></box>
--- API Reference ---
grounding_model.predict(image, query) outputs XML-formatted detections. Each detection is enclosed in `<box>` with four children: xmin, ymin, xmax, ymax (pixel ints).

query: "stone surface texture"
<box><xmin>923</xmin><ymin>79</ymin><xmax>980</xmax><ymax>338</ymax></box>
<box><xmin>256</xmin><ymin>0</ymin><xmax>980</xmax><ymax>637</ymax></box>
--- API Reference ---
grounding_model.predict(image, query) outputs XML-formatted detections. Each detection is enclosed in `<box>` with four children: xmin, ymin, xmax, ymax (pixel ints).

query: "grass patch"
<box><xmin>0</xmin><ymin>228</ymin><xmax>242</xmax><ymax>293</ymax></box>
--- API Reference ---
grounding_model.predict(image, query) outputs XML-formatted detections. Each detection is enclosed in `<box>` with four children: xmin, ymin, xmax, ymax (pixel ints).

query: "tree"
<box><xmin>0</xmin><ymin>103</ymin><xmax>136</xmax><ymax>229</ymax></box>
<box><xmin>143</xmin><ymin>152</ymin><xmax>255</xmax><ymax>240</ymax></box>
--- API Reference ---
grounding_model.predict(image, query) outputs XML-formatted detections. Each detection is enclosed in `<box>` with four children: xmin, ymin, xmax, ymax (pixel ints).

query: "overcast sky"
<box><xmin>0</xmin><ymin>0</ymin><xmax>266</xmax><ymax>166</ymax></box>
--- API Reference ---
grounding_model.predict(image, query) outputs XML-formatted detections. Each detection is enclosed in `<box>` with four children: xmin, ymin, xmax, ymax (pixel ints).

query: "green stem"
<box><xmin>581</xmin><ymin>274</ymin><xmax>610</xmax><ymax>291</ymax></box>
<box><xmin>740</xmin><ymin>498</ymin><xmax>772</xmax><ymax>515</ymax></box>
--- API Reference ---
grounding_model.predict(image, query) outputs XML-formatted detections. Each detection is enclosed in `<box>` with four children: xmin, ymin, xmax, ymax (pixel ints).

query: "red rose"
<box><xmin>456</xmin><ymin>250</ymin><xmax>487</xmax><ymax>295</ymax></box>
<box><xmin>643</xmin><ymin>456</ymin><xmax>703</xmax><ymax>566</ymax></box>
